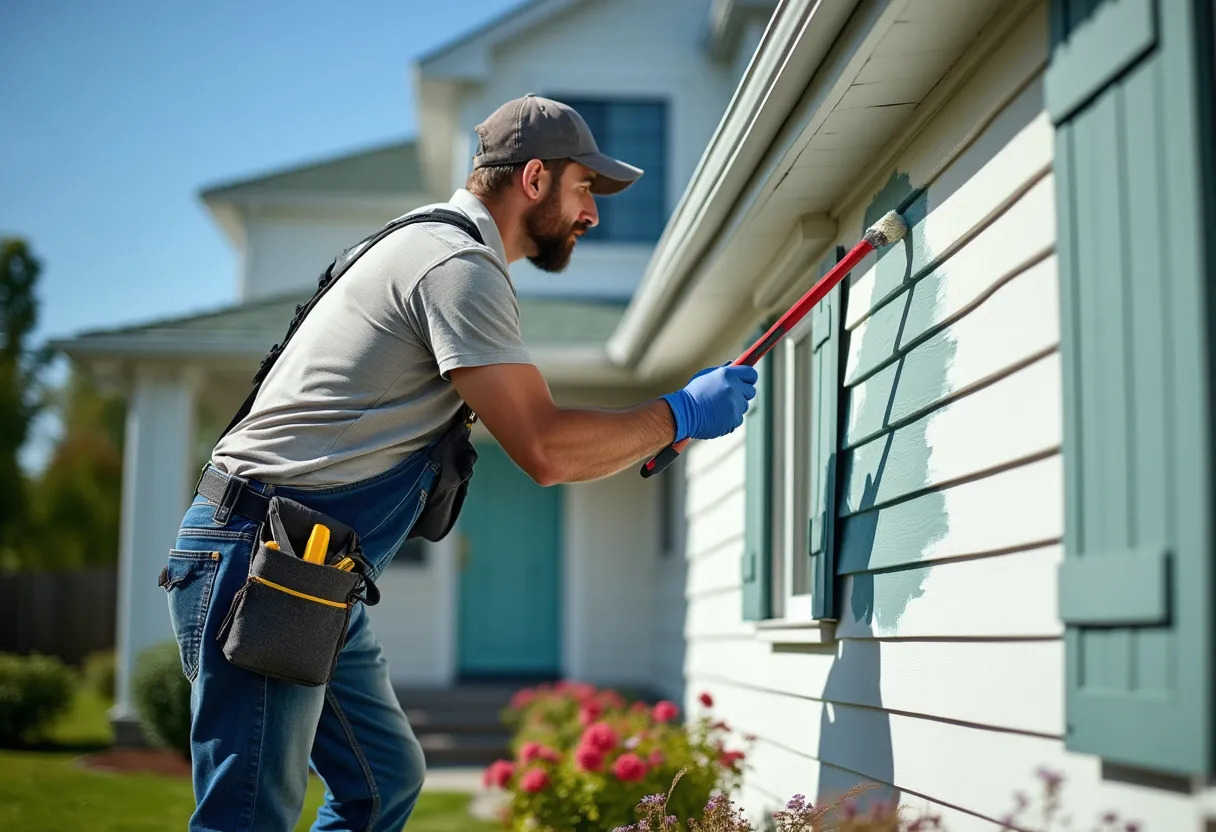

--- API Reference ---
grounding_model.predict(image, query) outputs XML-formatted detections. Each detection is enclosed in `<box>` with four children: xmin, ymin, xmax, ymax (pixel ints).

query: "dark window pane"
<box><xmin>549</xmin><ymin>97</ymin><xmax>668</xmax><ymax>242</ymax></box>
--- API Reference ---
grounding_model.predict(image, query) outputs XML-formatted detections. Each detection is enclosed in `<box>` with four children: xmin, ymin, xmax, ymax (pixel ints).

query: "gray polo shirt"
<box><xmin>211</xmin><ymin>189</ymin><xmax>532</xmax><ymax>487</ymax></box>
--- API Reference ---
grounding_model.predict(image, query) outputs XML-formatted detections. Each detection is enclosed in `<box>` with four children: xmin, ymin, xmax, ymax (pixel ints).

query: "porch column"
<box><xmin>111</xmin><ymin>364</ymin><xmax>199</xmax><ymax>743</ymax></box>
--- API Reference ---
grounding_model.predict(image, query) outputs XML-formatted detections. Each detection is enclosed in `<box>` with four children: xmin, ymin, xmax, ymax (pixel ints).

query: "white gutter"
<box><xmin>607</xmin><ymin>0</ymin><xmax>862</xmax><ymax>368</ymax></box>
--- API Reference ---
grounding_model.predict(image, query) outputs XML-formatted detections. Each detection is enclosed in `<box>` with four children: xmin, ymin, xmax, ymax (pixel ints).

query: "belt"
<box><xmin>196</xmin><ymin>466</ymin><xmax>272</xmax><ymax>525</ymax></box>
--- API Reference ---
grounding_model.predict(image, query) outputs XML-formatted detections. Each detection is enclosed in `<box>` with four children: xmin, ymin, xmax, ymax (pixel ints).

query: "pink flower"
<box><xmin>579</xmin><ymin>701</ymin><xmax>603</xmax><ymax>726</ymax></box>
<box><xmin>509</xmin><ymin>688</ymin><xmax>536</xmax><ymax>710</ymax></box>
<box><xmin>582</xmin><ymin>721</ymin><xmax>619</xmax><ymax>753</ymax></box>
<box><xmin>719</xmin><ymin>749</ymin><xmax>746</xmax><ymax>768</ymax></box>
<box><xmin>574</xmin><ymin>744</ymin><xmax>605</xmax><ymax>772</ymax></box>
<box><xmin>648</xmin><ymin>749</ymin><xmax>665</xmax><ymax>767</ymax></box>
<box><xmin>482</xmin><ymin>759</ymin><xmax>514</xmax><ymax>789</ymax></box>
<box><xmin>612</xmin><ymin>752</ymin><xmax>649</xmax><ymax>783</ymax></box>
<box><xmin>519</xmin><ymin>742</ymin><xmax>544</xmax><ymax>764</ymax></box>
<box><xmin>630</xmin><ymin>701</ymin><xmax>649</xmax><ymax>714</ymax></box>
<box><xmin>652</xmin><ymin>700</ymin><xmax>679</xmax><ymax>723</ymax></box>
<box><xmin>539</xmin><ymin>745</ymin><xmax>561</xmax><ymax>763</ymax></box>
<box><xmin>600</xmin><ymin>690</ymin><xmax>626</xmax><ymax>709</ymax></box>
<box><xmin>520</xmin><ymin>767</ymin><xmax>550</xmax><ymax>793</ymax></box>
<box><xmin>699</xmin><ymin>692</ymin><xmax>714</xmax><ymax>708</ymax></box>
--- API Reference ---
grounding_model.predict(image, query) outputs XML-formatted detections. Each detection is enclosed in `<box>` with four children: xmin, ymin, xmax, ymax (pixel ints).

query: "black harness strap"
<box><xmin>218</xmin><ymin>208</ymin><xmax>484</xmax><ymax>440</ymax></box>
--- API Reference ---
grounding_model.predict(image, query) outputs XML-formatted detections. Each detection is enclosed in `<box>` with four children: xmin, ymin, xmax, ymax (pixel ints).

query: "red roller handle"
<box><xmin>640</xmin><ymin>234</ymin><xmax>879</xmax><ymax>478</ymax></box>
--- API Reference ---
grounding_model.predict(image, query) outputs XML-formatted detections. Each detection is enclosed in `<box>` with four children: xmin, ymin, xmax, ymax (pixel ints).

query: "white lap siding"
<box><xmin>681</xmin><ymin>4</ymin><xmax>1199</xmax><ymax>829</ymax></box>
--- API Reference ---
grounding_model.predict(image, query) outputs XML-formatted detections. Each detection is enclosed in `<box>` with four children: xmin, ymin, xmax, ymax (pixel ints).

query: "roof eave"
<box><xmin>606</xmin><ymin>0</ymin><xmax>860</xmax><ymax>374</ymax></box>
<box><xmin>610</xmin><ymin>0</ymin><xmax>1020</xmax><ymax>382</ymax></box>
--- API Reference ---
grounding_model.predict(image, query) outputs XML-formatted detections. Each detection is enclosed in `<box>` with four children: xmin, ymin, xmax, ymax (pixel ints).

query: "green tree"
<box><xmin>25</xmin><ymin>371</ymin><xmax>126</xmax><ymax>569</ymax></box>
<box><xmin>0</xmin><ymin>238</ymin><xmax>52</xmax><ymax>563</ymax></box>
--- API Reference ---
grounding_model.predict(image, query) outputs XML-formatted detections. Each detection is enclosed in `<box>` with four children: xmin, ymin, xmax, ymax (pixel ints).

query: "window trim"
<box><xmin>760</xmin><ymin>313</ymin><xmax>834</xmax><ymax>633</ymax></box>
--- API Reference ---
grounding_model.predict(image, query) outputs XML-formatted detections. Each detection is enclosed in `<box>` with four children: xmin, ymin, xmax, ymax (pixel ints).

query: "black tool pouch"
<box><xmin>216</xmin><ymin>497</ymin><xmax>379</xmax><ymax>686</ymax></box>
<box><xmin>409</xmin><ymin>406</ymin><xmax>478</xmax><ymax>542</ymax></box>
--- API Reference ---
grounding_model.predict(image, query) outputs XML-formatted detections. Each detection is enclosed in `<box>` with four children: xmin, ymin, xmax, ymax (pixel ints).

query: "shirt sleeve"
<box><xmin>404</xmin><ymin>251</ymin><xmax>534</xmax><ymax>378</ymax></box>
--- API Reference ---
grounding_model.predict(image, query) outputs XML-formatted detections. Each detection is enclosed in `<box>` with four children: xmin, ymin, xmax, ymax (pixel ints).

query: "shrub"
<box><xmin>131</xmin><ymin>641</ymin><xmax>191</xmax><ymax>758</ymax></box>
<box><xmin>486</xmin><ymin>681</ymin><xmax>750</xmax><ymax>831</ymax></box>
<box><xmin>0</xmin><ymin>652</ymin><xmax>75</xmax><ymax>746</ymax></box>
<box><xmin>82</xmin><ymin>648</ymin><xmax>116</xmax><ymax>699</ymax></box>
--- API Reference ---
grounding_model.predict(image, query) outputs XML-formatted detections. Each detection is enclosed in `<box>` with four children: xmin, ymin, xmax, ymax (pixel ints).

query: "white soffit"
<box><xmin>611</xmin><ymin>0</ymin><xmax>1010</xmax><ymax>382</ymax></box>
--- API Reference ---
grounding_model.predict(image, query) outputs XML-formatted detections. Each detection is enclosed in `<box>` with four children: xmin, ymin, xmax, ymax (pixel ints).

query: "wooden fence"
<box><xmin>0</xmin><ymin>568</ymin><xmax>117</xmax><ymax>665</ymax></box>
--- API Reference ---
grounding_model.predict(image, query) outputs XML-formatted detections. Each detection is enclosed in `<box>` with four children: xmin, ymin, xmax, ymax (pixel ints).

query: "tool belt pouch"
<box><xmin>409</xmin><ymin>407</ymin><xmax>478</xmax><ymax>543</ymax></box>
<box><xmin>216</xmin><ymin>497</ymin><xmax>380</xmax><ymax>686</ymax></box>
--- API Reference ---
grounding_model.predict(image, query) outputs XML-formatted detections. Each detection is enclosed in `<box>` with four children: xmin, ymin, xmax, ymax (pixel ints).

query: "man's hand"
<box><xmin>448</xmin><ymin>362</ymin><xmax>757</xmax><ymax>485</ymax></box>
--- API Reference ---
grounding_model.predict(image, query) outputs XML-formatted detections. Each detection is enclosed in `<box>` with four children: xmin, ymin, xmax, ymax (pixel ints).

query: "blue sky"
<box><xmin>1</xmin><ymin>0</ymin><xmax>518</xmax><ymax>343</ymax></box>
<box><xmin>1</xmin><ymin>0</ymin><xmax>517</xmax><ymax>467</ymax></box>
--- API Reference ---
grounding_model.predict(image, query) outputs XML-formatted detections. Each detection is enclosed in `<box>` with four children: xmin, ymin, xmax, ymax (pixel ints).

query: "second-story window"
<box><xmin>555</xmin><ymin>98</ymin><xmax>668</xmax><ymax>243</ymax></box>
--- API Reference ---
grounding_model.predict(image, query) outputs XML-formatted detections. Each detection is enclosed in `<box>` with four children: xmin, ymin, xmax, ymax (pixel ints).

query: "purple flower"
<box><xmin>785</xmin><ymin>793</ymin><xmax>806</xmax><ymax>812</ymax></box>
<box><xmin>1035</xmin><ymin>766</ymin><xmax>1065</xmax><ymax>788</ymax></box>
<box><xmin>640</xmin><ymin>793</ymin><xmax>666</xmax><ymax>809</ymax></box>
<box><xmin>663</xmin><ymin>815</ymin><xmax>678</xmax><ymax>829</ymax></box>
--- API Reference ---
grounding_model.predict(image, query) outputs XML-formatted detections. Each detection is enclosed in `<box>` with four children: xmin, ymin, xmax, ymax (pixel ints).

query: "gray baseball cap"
<box><xmin>472</xmin><ymin>94</ymin><xmax>644</xmax><ymax>195</ymax></box>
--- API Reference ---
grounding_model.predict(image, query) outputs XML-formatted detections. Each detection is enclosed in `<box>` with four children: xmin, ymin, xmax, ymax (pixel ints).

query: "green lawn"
<box><xmin>0</xmin><ymin>688</ymin><xmax>498</xmax><ymax>831</ymax></box>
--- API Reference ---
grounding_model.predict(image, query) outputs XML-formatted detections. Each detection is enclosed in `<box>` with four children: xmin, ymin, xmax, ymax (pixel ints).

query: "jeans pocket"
<box><xmin>160</xmin><ymin>548</ymin><xmax>222</xmax><ymax>681</ymax></box>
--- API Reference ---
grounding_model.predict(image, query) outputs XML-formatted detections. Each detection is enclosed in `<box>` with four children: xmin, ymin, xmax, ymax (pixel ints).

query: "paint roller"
<box><xmin>640</xmin><ymin>210</ymin><xmax>909</xmax><ymax>478</ymax></box>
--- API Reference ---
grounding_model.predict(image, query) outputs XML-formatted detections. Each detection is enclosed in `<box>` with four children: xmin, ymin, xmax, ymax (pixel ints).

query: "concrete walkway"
<box><xmin>423</xmin><ymin>766</ymin><xmax>485</xmax><ymax>793</ymax></box>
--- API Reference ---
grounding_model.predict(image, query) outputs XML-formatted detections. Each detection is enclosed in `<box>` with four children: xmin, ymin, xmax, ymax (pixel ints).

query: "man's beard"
<box><xmin>525</xmin><ymin>190</ymin><xmax>588</xmax><ymax>272</ymax></box>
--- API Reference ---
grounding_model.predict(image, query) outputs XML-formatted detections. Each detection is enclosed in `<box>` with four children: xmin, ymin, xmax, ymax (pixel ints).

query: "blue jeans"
<box><xmin>162</xmin><ymin>449</ymin><xmax>439</xmax><ymax>832</ymax></box>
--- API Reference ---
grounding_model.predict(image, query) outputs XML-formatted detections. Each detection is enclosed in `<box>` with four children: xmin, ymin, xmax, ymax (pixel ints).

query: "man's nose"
<box><xmin>582</xmin><ymin>198</ymin><xmax>599</xmax><ymax>228</ymax></box>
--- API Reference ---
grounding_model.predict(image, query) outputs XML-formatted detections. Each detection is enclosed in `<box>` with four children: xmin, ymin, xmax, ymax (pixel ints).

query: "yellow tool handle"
<box><xmin>303</xmin><ymin>524</ymin><xmax>330</xmax><ymax>565</ymax></box>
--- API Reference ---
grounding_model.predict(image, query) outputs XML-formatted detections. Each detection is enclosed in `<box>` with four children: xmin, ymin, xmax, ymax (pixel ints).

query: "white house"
<box><xmin>612</xmin><ymin>0</ymin><xmax>1216</xmax><ymax>827</ymax></box>
<box><xmin>56</xmin><ymin>0</ymin><xmax>1216</xmax><ymax>826</ymax></box>
<box><xmin>53</xmin><ymin>0</ymin><xmax>772</xmax><ymax>744</ymax></box>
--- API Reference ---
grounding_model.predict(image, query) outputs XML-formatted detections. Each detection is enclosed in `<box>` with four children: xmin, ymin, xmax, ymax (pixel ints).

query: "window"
<box><xmin>658</xmin><ymin>455</ymin><xmax>686</xmax><ymax>558</ymax></box>
<box><xmin>743</xmin><ymin>252</ymin><xmax>845</xmax><ymax>624</ymax></box>
<box><xmin>549</xmin><ymin>98</ymin><xmax>668</xmax><ymax>243</ymax></box>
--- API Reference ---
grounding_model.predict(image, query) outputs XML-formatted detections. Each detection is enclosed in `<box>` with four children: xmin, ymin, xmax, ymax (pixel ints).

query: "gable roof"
<box><xmin>200</xmin><ymin>139</ymin><xmax>425</xmax><ymax>202</ymax></box>
<box><xmin>416</xmin><ymin>0</ymin><xmax>587</xmax><ymax>81</ymax></box>
<box><xmin>52</xmin><ymin>293</ymin><xmax>636</xmax><ymax>386</ymax></box>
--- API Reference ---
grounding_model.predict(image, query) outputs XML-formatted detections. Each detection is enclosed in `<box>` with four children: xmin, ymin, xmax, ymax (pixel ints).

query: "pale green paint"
<box><xmin>834</xmin><ymin>174</ymin><xmax>950</xmax><ymax>632</ymax></box>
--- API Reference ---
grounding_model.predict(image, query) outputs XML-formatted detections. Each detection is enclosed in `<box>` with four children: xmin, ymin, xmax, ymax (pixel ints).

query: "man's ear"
<box><xmin>519</xmin><ymin>159</ymin><xmax>547</xmax><ymax>202</ymax></box>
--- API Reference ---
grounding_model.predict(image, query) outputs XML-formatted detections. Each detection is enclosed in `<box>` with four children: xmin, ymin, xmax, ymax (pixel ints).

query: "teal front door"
<box><xmin>457</xmin><ymin>442</ymin><xmax>561</xmax><ymax>678</ymax></box>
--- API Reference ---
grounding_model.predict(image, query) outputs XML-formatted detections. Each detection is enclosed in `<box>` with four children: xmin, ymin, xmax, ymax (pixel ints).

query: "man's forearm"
<box><xmin>535</xmin><ymin>399</ymin><xmax>676</xmax><ymax>484</ymax></box>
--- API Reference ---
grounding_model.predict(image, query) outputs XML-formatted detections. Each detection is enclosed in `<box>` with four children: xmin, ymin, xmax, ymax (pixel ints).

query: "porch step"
<box><xmin>417</xmin><ymin>732</ymin><xmax>512</xmax><ymax>767</ymax></box>
<box><xmin>396</xmin><ymin>685</ymin><xmax>519</xmax><ymax>768</ymax></box>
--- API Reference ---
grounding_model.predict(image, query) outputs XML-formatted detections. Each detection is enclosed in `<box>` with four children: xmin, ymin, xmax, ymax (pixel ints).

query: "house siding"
<box><xmin>243</xmin><ymin>203</ymin><xmax>428</xmax><ymax>301</ymax></box>
<box><xmin>683</xmin><ymin>4</ymin><xmax>1199</xmax><ymax>829</ymax></box>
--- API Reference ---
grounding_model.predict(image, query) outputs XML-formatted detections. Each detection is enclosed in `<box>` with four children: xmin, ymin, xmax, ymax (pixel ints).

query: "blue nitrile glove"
<box><xmin>661</xmin><ymin>364</ymin><xmax>759</xmax><ymax>442</ymax></box>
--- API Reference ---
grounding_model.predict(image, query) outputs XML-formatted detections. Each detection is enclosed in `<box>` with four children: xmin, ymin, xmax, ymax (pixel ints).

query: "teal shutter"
<box><xmin>742</xmin><ymin>327</ymin><xmax>774</xmax><ymax>621</ymax></box>
<box><xmin>1050</xmin><ymin>0</ymin><xmax>1216</xmax><ymax>774</ymax></box>
<box><xmin>809</xmin><ymin>248</ymin><xmax>846</xmax><ymax>620</ymax></box>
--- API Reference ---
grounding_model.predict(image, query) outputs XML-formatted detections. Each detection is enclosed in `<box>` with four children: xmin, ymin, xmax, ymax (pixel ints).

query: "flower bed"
<box><xmin>483</xmin><ymin>682</ymin><xmax>749</xmax><ymax>831</ymax></box>
<box><xmin>485</xmin><ymin>686</ymin><xmax>1148</xmax><ymax>832</ymax></box>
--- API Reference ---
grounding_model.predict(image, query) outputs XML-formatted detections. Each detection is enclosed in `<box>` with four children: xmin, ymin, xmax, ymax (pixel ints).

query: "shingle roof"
<box><xmin>54</xmin><ymin>291</ymin><xmax>628</xmax><ymax>359</ymax></box>
<box><xmin>200</xmin><ymin>140</ymin><xmax>425</xmax><ymax>200</ymax></box>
